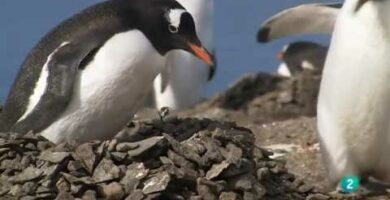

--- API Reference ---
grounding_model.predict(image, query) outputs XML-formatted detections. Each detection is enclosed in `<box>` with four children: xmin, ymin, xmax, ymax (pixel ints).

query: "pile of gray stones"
<box><xmin>0</xmin><ymin>117</ymin><xmax>358</xmax><ymax>200</ymax></box>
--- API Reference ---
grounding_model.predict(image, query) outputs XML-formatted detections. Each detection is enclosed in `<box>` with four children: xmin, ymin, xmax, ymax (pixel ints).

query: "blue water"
<box><xmin>0</xmin><ymin>0</ymin><xmax>333</xmax><ymax>103</ymax></box>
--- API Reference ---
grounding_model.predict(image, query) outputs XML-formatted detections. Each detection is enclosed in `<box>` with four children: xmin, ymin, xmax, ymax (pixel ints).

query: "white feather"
<box><xmin>167</xmin><ymin>8</ymin><xmax>186</xmax><ymax>28</ymax></box>
<box><xmin>277</xmin><ymin>63</ymin><xmax>291</xmax><ymax>77</ymax></box>
<box><xmin>40</xmin><ymin>30</ymin><xmax>165</xmax><ymax>144</ymax></box>
<box><xmin>317</xmin><ymin>0</ymin><xmax>390</xmax><ymax>183</ymax></box>
<box><xmin>301</xmin><ymin>60</ymin><xmax>316</xmax><ymax>70</ymax></box>
<box><xmin>17</xmin><ymin>42</ymin><xmax>70</xmax><ymax>122</ymax></box>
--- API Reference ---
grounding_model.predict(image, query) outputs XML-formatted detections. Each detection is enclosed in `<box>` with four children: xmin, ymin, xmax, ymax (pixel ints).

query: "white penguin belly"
<box><xmin>153</xmin><ymin>0</ymin><xmax>213</xmax><ymax>110</ymax></box>
<box><xmin>317</xmin><ymin>2</ymin><xmax>390</xmax><ymax>182</ymax></box>
<box><xmin>40</xmin><ymin>30</ymin><xmax>164</xmax><ymax>144</ymax></box>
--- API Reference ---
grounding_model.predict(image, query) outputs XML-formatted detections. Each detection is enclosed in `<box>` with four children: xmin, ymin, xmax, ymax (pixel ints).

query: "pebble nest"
<box><xmin>0</xmin><ymin>116</ymin><xmax>362</xmax><ymax>200</ymax></box>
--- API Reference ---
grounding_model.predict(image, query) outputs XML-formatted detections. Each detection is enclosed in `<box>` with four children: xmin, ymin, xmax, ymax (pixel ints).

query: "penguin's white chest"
<box><xmin>40</xmin><ymin>30</ymin><xmax>164</xmax><ymax>143</ymax></box>
<box><xmin>317</xmin><ymin>2</ymin><xmax>390</xmax><ymax>182</ymax></box>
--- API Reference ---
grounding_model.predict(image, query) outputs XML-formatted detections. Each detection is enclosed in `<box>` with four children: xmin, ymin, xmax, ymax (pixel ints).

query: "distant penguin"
<box><xmin>0</xmin><ymin>0</ymin><xmax>213</xmax><ymax>144</ymax></box>
<box><xmin>257</xmin><ymin>3</ymin><xmax>341</xmax><ymax>43</ymax></box>
<box><xmin>276</xmin><ymin>41</ymin><xmax>328</xmax><ymax>77</ymax></box>
<box><xmin>318</xmin><ymin>0</ymin><xmax>390</xmax><ymax>186</ymax></box>
<box><xmin>153</xmin><ymin>0</ymin><xmax>214</xmax><ymax>110</ymax></box>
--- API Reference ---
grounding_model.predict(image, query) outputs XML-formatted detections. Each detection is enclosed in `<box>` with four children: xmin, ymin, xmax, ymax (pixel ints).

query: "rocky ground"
<box><xmin>0</xmin><ymin>72</ymin><xmax>389</xmax><ymax>199</ymax></box>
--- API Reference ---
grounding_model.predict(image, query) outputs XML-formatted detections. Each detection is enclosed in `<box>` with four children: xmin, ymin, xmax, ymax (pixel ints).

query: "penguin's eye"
<box><xmin>168</xmin><ymin>25</ymin><xmax>179</xmax><ymax>33</ymax></box>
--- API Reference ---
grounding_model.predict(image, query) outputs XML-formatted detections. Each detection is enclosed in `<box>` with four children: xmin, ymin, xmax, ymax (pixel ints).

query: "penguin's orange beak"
<box><xmin>277</xmin><ymin>52</ymin><xmax>284</xmax><ymax>60</ymax></box>
<box><xmin>188</xmin><ymin>43</ymin><xmax>214</xmax><ymax>66</ymax></box>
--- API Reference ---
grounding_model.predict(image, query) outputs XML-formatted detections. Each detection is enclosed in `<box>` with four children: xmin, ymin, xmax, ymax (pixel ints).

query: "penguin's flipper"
<box><xmin>257</xmin><ymin>3</ymin><xmax>342</xmax><ymax>43</ymax></box>
<box><xmin>11</xmin><ymin>42</ymin><xmax>100</xmax><ymax>134</ymax></box>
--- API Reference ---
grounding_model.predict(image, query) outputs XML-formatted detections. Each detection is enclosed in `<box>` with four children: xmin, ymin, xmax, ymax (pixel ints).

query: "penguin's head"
<box><xmin>278</xmin><ymin>41</ymin><xmax>325</xmax><ymax>63</ymax></box>
<box><xmin>129</xmin><ymin>0</ymin><xmax>214</xmax><ymax>67</ymax></box>
<box><xmin>277</xmin><ymin>41</ymin><xmax>326</xmax><ymax>76</ymax></box>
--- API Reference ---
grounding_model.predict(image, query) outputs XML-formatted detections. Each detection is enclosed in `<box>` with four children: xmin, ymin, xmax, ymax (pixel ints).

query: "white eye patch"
<box><xmin>165</xmin><ymin>8</ymin><xmax>186</xmax><ymax>29</ymax></box>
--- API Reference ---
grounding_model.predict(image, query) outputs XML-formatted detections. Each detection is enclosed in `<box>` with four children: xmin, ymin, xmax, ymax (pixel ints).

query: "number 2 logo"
<box><xmin>346</xmin><ymin>179</ymin><xmax>354</xmax><ymax>190</ymax></box>
<box><xmin>340</xmin><ymin>176</ymin><xmax>360</xmax><ymax>193</ymax></box>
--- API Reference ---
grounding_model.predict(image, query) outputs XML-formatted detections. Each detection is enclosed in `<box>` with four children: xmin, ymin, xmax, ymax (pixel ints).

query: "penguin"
<box><xmin>152</xmin><ymin>0</ymin><xmax>214</xmax><ymax>110</ymax></box>
<box><xmin>317</xmin><ymin>0</ymin><xmax>390</xmax><ymax>186</ymax></box>
<box><xmin>257</xmin><ymin>3</ymin><xmax>342</xmax><ymax>43</ymax></box>
<box><xmin>276</xmin><ymin>41</ymin><xmax>328</xmax><ymax>77</ymax></box>
<box><xmin>0</xmin><ymin>0</ymin><xmax>213</xmax><ymax>144</ymax></box>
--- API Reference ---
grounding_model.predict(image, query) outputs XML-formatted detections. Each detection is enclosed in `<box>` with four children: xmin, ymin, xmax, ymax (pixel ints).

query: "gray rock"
<box><xmin>37</xmin><ymin>141</ymin><xmax>53</xmax><ymax>152</ymax></box>
<box><xmin>167</xmin><ymin>150</ymin><xmax>195</xmax><ymax>169</ymax></box>
<box><xmin>61</xmin><ymin>173</ymin><xmax>94</xmax><ymax>185</ymax></box>
<box><xmin>243</xmin><ymin>192</ymin><xmax>255</xmax><ymax>200</ymax></box>
<box><xmin>0</xmin><ymin>159</ymin><xmax>23</xmax><ymax>171</ymax></box>
<box><xmin>100</xmin><ymin>182</ymin><xmax>125</xmax><ymax>200</ymax></box>
<box><xmin>197</xmin><ymin>179</ymin><xmax>217</xmax><ymax>200</ymax></box>
<box><xmin>298</xmin><ymin>184</ymin><xmax>314</xmax><ymax>193</ymax></box>
<box><xmin>121</xmin><ymin>163</ymin><xmax>148</xmax><ymax>188</ymax></box>
<box><xmin>93</xmin><ymin>158</ymin><xmax>120</xmax><ymax>183</ymax></box>
<box><xmin>21</xmin><ymin>182</ymin><xmax>37</xmax><ymax>196</ymax></box>
<box><xmin>36</xmin><ymin>192</ymin><xmax>57</xmax><ymax>199</ymax></box>
<box><xmin>306</xmin><ymin>193</ymin><xmax>330</xmax><ymax>200</ymax></box>
<box><xmin>56</xmin><ymin>177</ymin><xmax>71</xmax><ymax>192</ymax></box>
<box><xmin>124</xmin><ymin>163</ymin><xmax>149</xmax><ymax>180</ymax></box>
<box><xmin>0</xmin><ymin>176</ymin><xmax>12</xmax><ymax>196</ymax></box>
<box><xmin>206</xmin><ymin>161</ymin><xmax>231</xmax><ymax>180</ymax></box>
<box><xmin>164</xmin><ymin>134</ymin><xmax>206</xmax><ymax>166</ymax></box>
<box><xmin>75</xmin><ymin>143</ymin><xmax>97</xmax><ymax>174</ymax></box>
<box><xmin>142</xmin><ymin>171</ymin><xmax>170</xmax><ymax>194</ymax></box>
<box><xmin>256</xmin><ymin>167</ymin><xmax>270</xmax><ymax>180</ymax></box>
<box><xmin>56</xmin><ymin>191</ymin><xmax>75</xmax><ymax>200</ymax></box>
<box><xmin>108</xmin><ymin>139</ymin><xmax>118</xmax><ymax>152</ymax></box>
<box><xmin>20</xmin><ymin>196</ymin><xmax>36</xmax><ymax>200</ymax></box>
<box><xmin>20</xmin><ymin>154</ymin><xmax>34</xmax><ymax>169</ymax></box>
<box><xmin>67</xmin><ymin>160</ymin><xmax>85</xmax><ymax>172</ymax></box>
<box><xmin>219</xmin><ymin>192</ymin><xmax>238</xmax><ymax>200</ymax></box>
<box><xmin>39</xmin><ymin>151</ymin><xmax>70</xmax><ymax>163</ymax></box>
<box><xmin>82</xmin><ymin>190</ymin><xmax>97</xmax><ymax>200</ymax></box>
<box><xmin>70</xmin><ymin>184</ymin><xmax>84</xmax><ymax>195</ymax></box>
<box><xmin>10</xmin><ymin>167</ymin><xmax>43</xmax><ymax>183</ymax></box>
<box><xmin>9</xmin><ymin>185</ymin><xmax>22</xmax><ymax>197</ymax></box>
<box><xmin>124</xmin><ymin>190</ymin><xmax>144</xmax><ymax>200</ymax></box>
<box><xmin>227</xmin><ymin>174</ymin><xmax>256</xmax><ymax>191</ymax></box>
<box><xmin>221</xmin><ymin>143</ymin><xmax>242</xmax><ymax>165</ymax></box>
<box><xmin>110</xmin><ymin>152</ymin><xmax>127</xmax><ymax>162</ymax></box>
<box><xmin>116</xmin><ymin>142</ymin><xmax>139</xmax><ymax>152</ymax></box>
<box><xmin>127</xmin><ymin>136</ymin><xmax>165</xmax><ymax>158</ymax></box>
<box><xmin>36</xmin><ymin>185</ymin><xmax>53</xmax><ymax>194</ymax></box>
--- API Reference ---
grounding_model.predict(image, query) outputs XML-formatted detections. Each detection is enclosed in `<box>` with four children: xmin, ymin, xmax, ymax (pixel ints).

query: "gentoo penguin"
<box><xmin>257</xmin><ymin>3</ymin><xmax>342</xmax><ymax>42</ymax></box>
<box><xmin>276</xmin><ymin>41</ymin><xmax>328</xmax><ymax>77</ymax></box>
<box><xmin>0</xmin><ymin>0</ymin><xmax>213</xmax><ymax>144</ymax></box>
<box><xmin>152</xmin><ymin>0</ymin><xmax>214</xmax><ymax>110</ymax></box>
<box><xmin>317</xmin><ymin>0</ymin><xmax>390</xmax><ymax>186</ymax></box>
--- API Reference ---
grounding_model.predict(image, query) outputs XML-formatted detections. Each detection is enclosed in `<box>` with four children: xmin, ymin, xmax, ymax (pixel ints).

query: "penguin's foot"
<box><xmin>360</xmin><ymin>178</ymin><xmax>390</xmax><ymax>196</ymax></box>
<box><xmin>158</xmin><ymin>106</ymin><xmax>170</xmax><ymax>123</ymax></box>
<box><xmin>329</xmin><ymin>179</ymin><xmax>388</xmax><ymax>198</ymax></box>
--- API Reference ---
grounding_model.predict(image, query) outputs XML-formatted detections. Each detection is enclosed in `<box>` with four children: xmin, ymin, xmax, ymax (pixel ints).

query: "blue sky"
<box><xmin>0</xmin><ymin>0</ymin><xmax>334</xmax><ymax>103</ymax></box>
